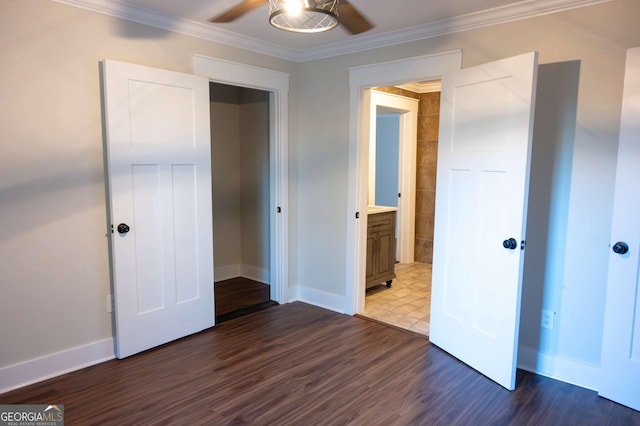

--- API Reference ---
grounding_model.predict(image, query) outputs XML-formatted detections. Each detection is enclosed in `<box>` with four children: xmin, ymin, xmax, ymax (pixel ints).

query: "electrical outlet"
<box><xmin>107</xmin><ymin>294</ymin><xmax>113</xmax><ymax>313</ymax></box>
<box><xmin>541</xmin><ymin>309</ymin><xmax>555</xmax><ymax>330</ymax></box>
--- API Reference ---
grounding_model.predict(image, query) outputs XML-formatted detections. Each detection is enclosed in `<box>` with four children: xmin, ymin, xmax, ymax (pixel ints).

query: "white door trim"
<box><xmin>346</xmin><ymin>51</ymin><xmax>462</xmax><ymax>315</ymax></box>
<box><xmin>193</xmin><ymin>55</ymin><xmax>290</xmax><ymax>304</ymax></box>
<box><xmin>369</xmin><ymin>91</ymin><xmax>419</xmax><ymax>264</ymax></box>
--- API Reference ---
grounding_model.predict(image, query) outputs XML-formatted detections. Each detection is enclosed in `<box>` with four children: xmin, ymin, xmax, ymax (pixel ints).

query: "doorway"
<box><xmin>102</xmin><ymin>57</ymin><xmax>290</xmax><ymax>358</ymax></box>
<box><xmin>361</xmin><ymin>84</ymin><xmax>440</xmax><ymax>335</ymax></box>
<box><xmin>193</xmin><ymin>54</ymin><xmax>290</xmax><ymax>308</ymax></box>
<box><xmin>368</xmin><ymin>90</ymin><xmax>419</xmax><ymax>264</ymax></box>
<box><xmin>345</xmin><ymin>50</ymin><xmax>461</xmax><ymax>320</ymax></box>
<box><xmin>210</xmin><ymin>83</ymin><xmax>279</xmax><ymax>322</ymax></box>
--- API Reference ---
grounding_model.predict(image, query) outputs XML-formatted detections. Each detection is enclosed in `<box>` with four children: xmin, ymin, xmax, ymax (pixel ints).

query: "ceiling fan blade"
<box><xmin>209</xmin><ymin>0</ymin><xmax>268</xmax><ymax>23</ymax></box>
<box><xmin>338</xmin><ymin>1</ymin><xmax>373</xmax><ymax>35</ymax></box>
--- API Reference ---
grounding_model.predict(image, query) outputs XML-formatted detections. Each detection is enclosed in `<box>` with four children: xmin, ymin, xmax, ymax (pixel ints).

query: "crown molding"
<box><xmin>49</xmin><ymin>0</ymin><xmax>299</xmax><ymax>61</ymax></box>
<box><xmin>50</xmin><ymin>0</ymin><xmax>613</xmax><ymax>63</ymax></box>
<box><xmin>294</xmin><ymin>0</ymin><xmax>613</xmax><ymax>61</ymax></box>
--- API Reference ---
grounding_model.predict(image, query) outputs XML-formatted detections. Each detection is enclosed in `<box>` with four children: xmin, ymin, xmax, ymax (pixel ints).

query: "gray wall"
<box><xmin>240</xmin><ymin>90</ymin><xmax>271</xmax><ymax>275</ymax></box>
<box><xmin>374</xmin><ymin>113</ymin><xmax>400</xmax><ymax>208</ymax></box>
<box><xmin>210</xmin><ymin>85</ymin><xmax>242</xmax><ymax>271</ymax></box>
<box><xmin>210</xmin><ymin>84</ymin><xmax>270</xmax><ymax>281</ymax></box>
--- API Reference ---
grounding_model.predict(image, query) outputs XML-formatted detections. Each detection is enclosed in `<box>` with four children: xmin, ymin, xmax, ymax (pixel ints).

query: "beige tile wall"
<box><xmin>373</xmin><ymin>88</ymin><xmax>440</xmax><ymax>264</ymax></box>
<box><xmin>415</xmin><ymin>92</ymin><xmax>440</xmax><ymax>264</ymax></box>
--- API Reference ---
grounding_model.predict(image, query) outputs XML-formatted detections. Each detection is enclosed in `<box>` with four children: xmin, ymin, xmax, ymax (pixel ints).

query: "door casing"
<box><xmin>369</xmin><ymin>91</ymin><xmax>419</xmax><ymax>264</ymax></box>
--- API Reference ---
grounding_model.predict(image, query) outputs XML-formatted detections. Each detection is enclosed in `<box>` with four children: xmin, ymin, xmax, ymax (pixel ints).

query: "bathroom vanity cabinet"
<box><xmin>366</xmin><ymin>208</ymin><xmax>396</xmax><ymax>289</ymax></box>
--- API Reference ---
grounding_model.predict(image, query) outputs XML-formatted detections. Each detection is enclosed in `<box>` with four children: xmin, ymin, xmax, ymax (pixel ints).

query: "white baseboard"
<box><xmin>214</xmin><ymin>264</ymin><xmax>242</xmax><ymax>281</ymax></box>
<box><xmin>214</xmin><ymin>264</ymin><xmax>269</xmax><ymax>284</ymax></box>
<box><xmin>291</xmin><ymin>285</ymin><xmax>346</xmax><ymax>314</ymax></box>
<box><xmin>240</xmin><ymin>265</ymin><xmax>269</xmax><ymax>284</ymax></box>
<box><xmin>517</xmin><ymin>345</ymin><xmax>600</xmax><ymax>391</ymax></box>
<box><xmin>0</xmin><ymin>338</ymin><xmax>115</xmax><ymax>395</ymax></box>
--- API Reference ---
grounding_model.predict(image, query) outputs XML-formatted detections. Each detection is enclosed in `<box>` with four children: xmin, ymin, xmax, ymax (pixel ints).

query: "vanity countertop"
<box><xmin>367</xmin><ymin>205</ymin><xmax>398</xmax><ymax>214</ymax></box>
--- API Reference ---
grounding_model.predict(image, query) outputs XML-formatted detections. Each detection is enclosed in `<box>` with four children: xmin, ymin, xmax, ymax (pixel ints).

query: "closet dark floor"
<box><xmin>214</xmin><ymin>277</ymin><xmax>278</xmax><ymax>323</ymax></box>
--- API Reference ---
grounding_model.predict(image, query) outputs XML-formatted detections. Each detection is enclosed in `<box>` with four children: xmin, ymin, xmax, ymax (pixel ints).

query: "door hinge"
<box><xmin>355</xmin><ymin>212</ymin><xmax>360</xmax><ymax>219</ymax></box>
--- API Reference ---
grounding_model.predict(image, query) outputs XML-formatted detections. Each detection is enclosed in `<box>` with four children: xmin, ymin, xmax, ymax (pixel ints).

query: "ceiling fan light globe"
<box><xmin>283</xmin><ymin>0</ymin><xmax>303</xmax><ymax>16</ymax></box>
<box><xmin>269</xmin><ymin>0</ymin><xmax>339</xmax><ymax>33</ymax></box>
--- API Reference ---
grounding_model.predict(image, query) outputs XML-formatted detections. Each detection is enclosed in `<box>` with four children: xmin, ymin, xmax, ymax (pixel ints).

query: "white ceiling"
<box><xmin>52</xmin><ymin>0</ymin><xmax>610</xmax><ymax>62</ymax></box>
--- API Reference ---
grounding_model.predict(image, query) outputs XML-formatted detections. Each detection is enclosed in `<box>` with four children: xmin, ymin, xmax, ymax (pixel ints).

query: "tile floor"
<box><xmin>363</xmin><ymin>262</ymin><xmax>432</xmax><ymax>335</ymax></box>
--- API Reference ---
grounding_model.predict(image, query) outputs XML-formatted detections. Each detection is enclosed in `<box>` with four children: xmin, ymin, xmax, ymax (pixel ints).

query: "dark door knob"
<box><xmin>117</xmin><ymin>223</ymin><xmax>130</xmax><ymax>234</ymax></box>
<box><xmin>503</xmin><ymin>238</ymin><xmax>518</xmax><ymax>250</ymax></box>
<box><xmin>612</xmin><ymin>242</ymin><xmax>629</xmax><ymax>255</ymax></box>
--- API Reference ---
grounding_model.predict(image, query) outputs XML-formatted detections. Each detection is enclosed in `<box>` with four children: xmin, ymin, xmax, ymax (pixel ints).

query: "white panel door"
<box><xmin>599</xmin><ymin>47</ymin><xmax>640</xmax><ymax>411</ymax></box>
<box><xmin>102</xmin><ymin>60</ymin><xmax>214</xmax><ymax>358</ymax></box>
<box><xmin>430</xmin><ymin>52</ymin><xmax>538</xmax><ymax>390</ymax></box>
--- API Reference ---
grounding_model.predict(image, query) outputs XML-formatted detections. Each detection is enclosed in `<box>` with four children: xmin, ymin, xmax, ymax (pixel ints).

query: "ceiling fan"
<box><xmin>209</xmin><ymin>0</ymin><xmax>373</xmax><ymax>35</ymax></box>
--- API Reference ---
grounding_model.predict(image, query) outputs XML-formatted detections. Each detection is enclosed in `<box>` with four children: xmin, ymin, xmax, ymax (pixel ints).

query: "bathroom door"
<box><xmin>102</xmin><ymin>59</ymin><xmax>214</xmax><ymax>358</ymax></box>
<box><xmin>599</xmin><ymin>46</ymin><xmax>640</xmax><ymax>412</ymax></box>
<box><xmin>430</xmin><ymin>52</ymin><xmax>538</xmax><ymax>390</ymax></box>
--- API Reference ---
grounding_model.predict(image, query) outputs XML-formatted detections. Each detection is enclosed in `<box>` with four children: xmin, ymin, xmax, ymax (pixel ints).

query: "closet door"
<box><xmin>102</xmin><ymin>59</ymin><xmax>214</xmax><ymax>358</ymax></box>
<box><xmin>599</xmin><ymin>46</ymin><xmax>640</xmax><ymax>412</ymax></box>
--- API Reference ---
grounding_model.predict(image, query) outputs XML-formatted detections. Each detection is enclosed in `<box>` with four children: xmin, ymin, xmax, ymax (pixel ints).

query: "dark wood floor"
<box><xmin>214</xmin><ymin>277</ymin><xmax>277</xmax><ymax>323</ymax></box>
<box><xmin>2</xmin><ymin>302</ymin><xmax>638</xmax><ymax>425</ymax></box>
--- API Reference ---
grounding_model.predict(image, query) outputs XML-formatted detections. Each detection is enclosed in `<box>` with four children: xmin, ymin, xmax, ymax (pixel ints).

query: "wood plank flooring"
<box><xmin>214</xmin><ymin>277</ymin><xmax>277</xmax><ymax>323</ymax></box>
<box><xmin>2</xmin><ymin>302</ymin><xmax>639</xmax><ymax>425</ymax></box>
